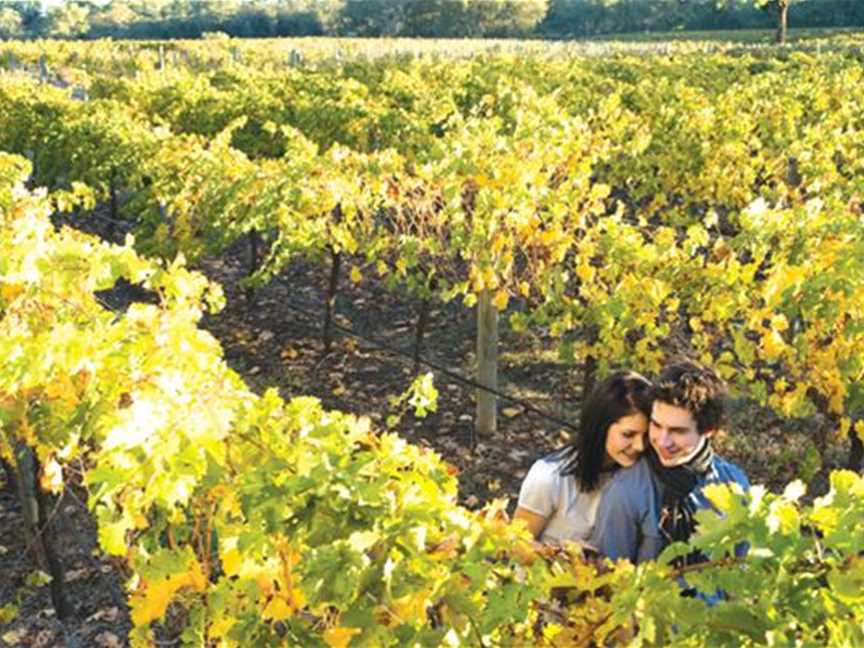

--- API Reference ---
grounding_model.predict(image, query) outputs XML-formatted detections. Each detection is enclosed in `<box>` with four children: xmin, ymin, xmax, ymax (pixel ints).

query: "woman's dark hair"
<box><xmin>558</xmin><ymin>370</ymin><xmax>653</xmax><ymax>492</ymax></box>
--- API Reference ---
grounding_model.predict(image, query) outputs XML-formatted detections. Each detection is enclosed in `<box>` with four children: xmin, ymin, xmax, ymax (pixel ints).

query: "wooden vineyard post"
<box><xmin>475</xmin><ymin>290</ymin><xmax>498</xmax><ymax>437</ymax></box>
<box><xmin>322</xmin><ymin>247</ymin><xmax>341</xmax><ymax>354</ymax></box>
<box><xmin>38</xmin><ymin>55</ymin><xmax>48</xmax><ymax>84</ymax></box>
<box><xmin>13</xmin><ymin>443</ymin><xmax>73</xmax><ymax>620</ymax></box>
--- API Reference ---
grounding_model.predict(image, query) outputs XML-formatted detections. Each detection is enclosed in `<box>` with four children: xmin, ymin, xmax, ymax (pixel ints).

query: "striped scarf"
<box><xmin>647</xmin><ymin>437</ymin><xmax>714</xmax><ymax>567</ymax></box>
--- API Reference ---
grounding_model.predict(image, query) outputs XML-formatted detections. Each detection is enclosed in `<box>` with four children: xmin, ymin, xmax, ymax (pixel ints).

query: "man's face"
<box><xmin>649</xmin><ymin>401</ymin><xmax>710</xmax><ymax>467</ymax></box>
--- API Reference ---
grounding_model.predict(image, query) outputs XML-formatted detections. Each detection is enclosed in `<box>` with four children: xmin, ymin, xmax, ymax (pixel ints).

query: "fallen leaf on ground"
<box><xmin>65</xmin><ymin>567</ymin><xmax>90</xmax><ymax>582</ymax></box>
<box><xmin>95</xmin><ymin>631</ymin><xmax>123</xmax><ymax>648</ymax></box>
<box><xmin>87</xmin><ymin>607</ymin><xmax>120</xmax><ymax>623</ymax></box>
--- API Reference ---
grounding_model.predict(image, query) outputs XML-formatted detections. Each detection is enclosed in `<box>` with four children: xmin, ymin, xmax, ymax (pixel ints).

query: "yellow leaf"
<box><xmin>289</xmin><ymin>586</ymin><xmax>306</xmax><ymax>610</ymax></box>
<box><xmin>263</xmin><ymin>596</ymin><xmax>293</xmax><ymax>622</ymax></box>
<box><xmin>39</xmin><ymin>458</ymin><xmax>64</xmax><ymax>494</ymax></box>
<box><xmin>761</xmin><ymin>330</ymin><xmax>786</xmax><ymax>360</ymax></box>
<box><xmin>390</xmin><ymin>591</ymin><xmax>429</xmax><ymax>622</ymax></box>
<box><xmin>0</xmin><ymin>282</ymin><xmax>23</xmax><ymax>302</ymax></box>
<box><xmin>256</xmin><ymin>573</ymin><xmax>274</xmax><ymax>596</ymax></box>
<box><xmin>502</xmin><ymin>407</ymin><xmax>522</xmax><ymax>418</ymax></box>
<box><xmin>576</xmin><ymin>262</ymin><xmax>595</xmax><ymax>284</ymax></box>
<box><xmin>332</xmin><ymin>385</ymin><xmax>346</xmax><ymax>397</ymax></box>
<box><xmin>209</xmin><ymin>616</ymin><xmax>236</xmax><ymax>640</ymax></box>
<box><xmin>519</xmin><ymin>281</ymin><xmax>530</xmax><ymax>297</ymax></box>
<box><xmin>221</xmin><ymin>548</ymin><xmax>242</xmax><ymax>577</ymax></box>
<box><xmin>703</xmin><ymin>483</ymin><xmax>735</xmax><ymax>513</ymax></box>
<box><xmin>350</xmin><ymin>266</ymin><xmax>363</xmax><ymax>284</ymax></box>
<box><xmin>771</xmin><ymin>314</ymin><xmax>789</xmax><ymax>332</ymax></box>
<box><xmin>323</xmin><ymin>626</ymin><xmax>361</xmax><ymax>648</ymax></box>
<box><xmin>98</xmin><ymin>519</ymin><xmax>130</xmax><ymax>556</ymax></box>
<box><xmin>130</xmin><ymin>582</ymin><xmax>174</xmax><ymax>626</ymax></box>
<box><xmin>768</xmin><ymin>502</ymin><xmax>799</xmax><ymax>534</ymax></box>
<box><xmin>130</xmin><ymin>567</ymin><xmax>203</xmax><ymax>627</ymax></box>
<box><xmin>482</xmin><ymin>266</ymin><xmax>498</xmax><ymax>290</ymax></box>
<box><xmin>493</xmin><ymin>289</ymin><xmax>509</xmax><ymax>311</ymax></box>
<box><xmin>855</xmin><ymin>420</ymin><xmax>864</xmax><ymax>443</ymax></box>
<box><xmin>44</xmin><ymin>375</ymin><xmax>78</xmax><ymax>408</ymax></box>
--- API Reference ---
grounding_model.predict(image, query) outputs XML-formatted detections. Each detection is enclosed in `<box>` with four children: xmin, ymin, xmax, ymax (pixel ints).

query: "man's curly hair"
<box><xmin>653</xmin><ymin>361</ymin><xmax>727</xmax><ymax>434</ymax></box>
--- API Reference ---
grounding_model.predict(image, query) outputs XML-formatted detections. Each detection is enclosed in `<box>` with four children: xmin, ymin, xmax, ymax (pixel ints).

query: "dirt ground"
<box><xmin>0</xmin><ymin>224</ymin><xmax>850</xmax><ymax>647</ymax></box>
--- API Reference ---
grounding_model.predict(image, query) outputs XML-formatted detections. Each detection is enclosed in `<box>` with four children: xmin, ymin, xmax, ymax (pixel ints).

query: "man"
<box><xmin>589</xmin><ymin>361</ymin><xmax>750</xmax><ymax>565</ymax></box>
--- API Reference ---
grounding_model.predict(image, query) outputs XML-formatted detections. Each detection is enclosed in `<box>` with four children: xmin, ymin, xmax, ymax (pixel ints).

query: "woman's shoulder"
<box><xmin>524</xmin><ymin>455</ymin><xmax>567</xmax><ymax>485</ymax></box>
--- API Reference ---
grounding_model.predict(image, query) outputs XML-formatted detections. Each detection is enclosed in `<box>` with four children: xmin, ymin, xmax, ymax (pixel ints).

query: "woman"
<box><xmin>513</xmin><ymin>370</ymin><xmax>652</xmax><ymax>544</ymax></box>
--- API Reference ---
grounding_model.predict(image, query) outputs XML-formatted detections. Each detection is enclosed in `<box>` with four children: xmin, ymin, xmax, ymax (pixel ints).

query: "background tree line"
<box><xmin>0</xmin><ymin>0</ymin><xmax>862</xmax><ymax>43</ymax></box>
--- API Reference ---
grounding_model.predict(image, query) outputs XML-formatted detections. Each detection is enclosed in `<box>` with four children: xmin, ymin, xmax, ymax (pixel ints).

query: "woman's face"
<box><xmin>604</xmin><ymin>411</ymin><xmax>649</xmax><ymax>468</ymax></box>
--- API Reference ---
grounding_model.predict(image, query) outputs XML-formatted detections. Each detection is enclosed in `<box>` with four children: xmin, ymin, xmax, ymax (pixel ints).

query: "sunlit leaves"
<box><xmin>4</xmin><ymin>40</ymin><xmax>864</xmax><ymax>646</ymax></box>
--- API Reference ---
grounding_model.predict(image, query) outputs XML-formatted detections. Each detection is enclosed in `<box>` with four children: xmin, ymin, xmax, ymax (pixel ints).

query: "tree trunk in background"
<box><xmin>776</xmin><ymin>1</ymin><xmax>789</xmax><ymax>44</ymax></box>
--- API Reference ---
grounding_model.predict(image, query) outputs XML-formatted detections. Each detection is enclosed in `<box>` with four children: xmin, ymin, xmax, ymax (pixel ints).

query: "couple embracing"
<box><xmin>514</xmin><ymin>361</ymin><xmax>750</xmax><ymax>565</ymax></box>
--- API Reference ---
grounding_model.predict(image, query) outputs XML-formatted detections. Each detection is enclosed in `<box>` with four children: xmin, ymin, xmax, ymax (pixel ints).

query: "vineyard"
<box><xmin>1</xmin><ymin>35</ymin><xmax>864</xmax><ymax>646</ymax></box>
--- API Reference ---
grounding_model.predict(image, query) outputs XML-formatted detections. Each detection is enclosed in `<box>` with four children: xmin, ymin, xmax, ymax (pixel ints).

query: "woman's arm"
<box><xmin>512</xmin><ymin>506</ymin><xmax>548</xmax><ymax>540</ymax></box>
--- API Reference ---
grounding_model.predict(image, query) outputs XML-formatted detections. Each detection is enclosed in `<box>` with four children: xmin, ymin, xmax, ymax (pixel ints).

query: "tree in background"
<box><xmin>0</xmin><ymin>6</ymin><xmax>23</xmax><ymax>39</ymax></box>
<box><xmin>88</xmin><ymin>0</ymin><xmax>139</xmax><ymax>36</ymax></box>
<box><xmin>338</xmin><ymin>0</ymin><xmax>548</xmax><ymax>38</ymax></box>
<box><xmin>0</xmin><ymin>0</ymin><xmax>860</xmax><ymax>40</ymax></box>
<box><xmin>539</xmin><ymin>0</ymin><xmax>779</xmax><ymax>37</ymax></box>
<box><xmin>470</xmin><ymin>0</ymin><xmax>549</xmax><ymax>37</ymax></box>
<box><xmin>713</xmin><ymin>0</ymin><xmax>797</xmax><ymax>43</ymax></box>
<box><xmin>46</xmin><ymin>1</ymin><xmax>91</xmax><ymax>38</ymax></box>
<box><xmin>338</xmin><ymin>0</ymin><xmax>401</xmax><ymax>36</ymax></box>
<box><xmin>754</xmin><ymin>0</ymin><xmax>795</xmax><ymax>43</ymax></box>
<box><xmin>0</xmin><ymin>0</ymin><xmax>41</xmax><ymax>38</ymax></box>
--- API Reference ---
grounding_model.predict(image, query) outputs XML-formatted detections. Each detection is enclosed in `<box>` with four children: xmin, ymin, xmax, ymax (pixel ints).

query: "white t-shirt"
<box><xmin>516</xmin><ymin>457</ymin><xmax>613</xmax><ymax>545</ymax></box>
